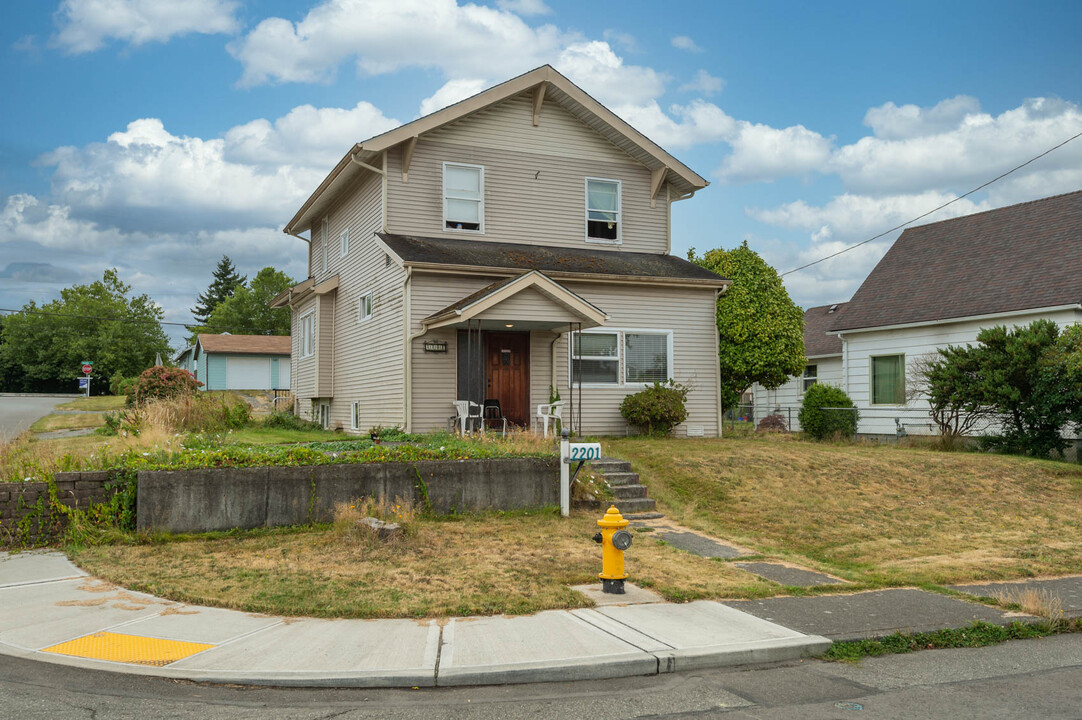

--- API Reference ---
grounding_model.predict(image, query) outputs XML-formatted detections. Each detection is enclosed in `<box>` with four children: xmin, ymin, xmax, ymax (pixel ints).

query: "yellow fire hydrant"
<box><xmin>593</xmin><ymin>505</ymin><xmax>633</xmax><ymax>594</ymax></box>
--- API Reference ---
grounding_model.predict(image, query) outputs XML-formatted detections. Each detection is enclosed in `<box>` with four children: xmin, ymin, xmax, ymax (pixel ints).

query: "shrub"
<box><xmin>263</xmin><ymin>411</ymin><xmax>324</xmax><ymax>431</ymax></box>
<box><xmin>799</xmin><ymin>384</ymin><xmax>859</xmax><ymax>440</ymax></box>
<box><xmin>129</xmin><ymin>366</ymin><xmax>202</xmax><ymax>406</ymax></box>
<box><xmin>619</xmin><ymin>380</ymin><xmax>690</xmax><ymax>436</ymax></box>
<box><xmin>757</xmin><ymin>413</ymin><xmax>788</xmax><ymax>433</ymax></box>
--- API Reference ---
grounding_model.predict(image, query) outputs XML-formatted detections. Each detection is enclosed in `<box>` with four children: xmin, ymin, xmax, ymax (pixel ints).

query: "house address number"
<box><xmin>565</xmin><ymin>443</ymin><xmax>602</xmax><ymax>462</ymax></box>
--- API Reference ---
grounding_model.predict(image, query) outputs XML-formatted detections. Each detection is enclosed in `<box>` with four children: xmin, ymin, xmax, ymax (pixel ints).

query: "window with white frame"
<box><xmin>321</xmin><ymin>218</ymin><xmax>329</xmax><ymax>273</ymax></box>
<box><xmin>351</xmin><ymin>402</ymin><xmax>359</xmax><ymax>430</ymax></box>
<box><xmin>339</xmin><ymin>228</ymin><xmax>349</xmax><ymax>257</ymax></box>
<box><xmin>585</xmin><ymin>178</ymin><xmax>621</xmax><ymax>242</ymax></box>
<box><xmin>570</xmin><ymin>329</ymin><xmax>672</xmax><ymax>386</ymax></box>
<box><xmin>299</xmin><ymin>311</ymin><xmax>315</xmax><ymax>358</ymax></box>
<box><xmin>443</xmin><ymin>163</ymin><xmax>484</xmax><ymax>232</ymax></box>
<box><xmin>803</xmin><ymin>364</ymin><xmax>818</xmax><ymax>392</ymax></box>
<box><xmin>871</xmin><ymin>354</ymin><xmax>905</xmax><ymax>405</ymax></box>
<box><xmin>357</xmin><ymin>292</ymin><xmax>373</xmax><ymax>322</ymax></box>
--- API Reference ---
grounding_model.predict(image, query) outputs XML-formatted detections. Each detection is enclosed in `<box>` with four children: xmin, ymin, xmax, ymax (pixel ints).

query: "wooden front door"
<box><xmin>485</xmin><ymin>332</ymin><xmax>530</xmax><ymax>426</ymax></box>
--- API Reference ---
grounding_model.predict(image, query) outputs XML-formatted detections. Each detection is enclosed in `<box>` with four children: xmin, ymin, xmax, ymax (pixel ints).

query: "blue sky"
<box><xmin>2</xmin><ymin>0</ymin><xmax>1081</xmax><ymax>348</ymax></box>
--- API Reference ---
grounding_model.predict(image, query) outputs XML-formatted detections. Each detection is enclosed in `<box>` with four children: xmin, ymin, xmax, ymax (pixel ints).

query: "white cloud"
<box><xmin>496</xmin><ymin>0</ymin><xmax>552</xmax><ymax>15</ymax></box>
<box><xmin>52</xmin><ymin>0</ymin><xmax>239</xmax><ymax>54</ymax></box>
<box><xmin>671</xmin><ymin>35</ymin><xmax>701</xmax><ymax>52</ymax></box>
<box><xmin>832</xmin><ymin>97</ymin><xmax>1082</xmax><ymax>194</ymax></box>
<box><xmin>224</xmin><ymin>102</ymin><xmax>401</xmax><ymax>167</ymax></box>
<box><xmin>679</xmin><ymin>69</ymin><xmax>724</xmax><ymax>96</ymax></box>
<box><xmin>750</xmin><ymin>191</ymin><xmax>983</xmax><ymax>236</ymax></box>
<box><xmin>554</xmin><ymin>41</ymin><xmax>666</xmax><ymax>107</ymax></box>
<box><xmin>228</xmin><ymin>0</ymin><xmax>564</xmax><ymax>86</ymax></box>
<box><xmin>419</xmin><ymin>78</ymin><xmax>489</xmax><ymax>116</ymax></box>
<box><xmin>0</xmin><ymin>193</ymin><xmax>120</xmax><ymax>251</ymax></box>
<box><xmin>717</xmin><ymin>122</ymin><xmax>834</xmax><ymax>183</ymax></box>
<box><xmin>610</xmin><ymin>100</ymin><xmax>734</xmax><ymax>150</ymax></box>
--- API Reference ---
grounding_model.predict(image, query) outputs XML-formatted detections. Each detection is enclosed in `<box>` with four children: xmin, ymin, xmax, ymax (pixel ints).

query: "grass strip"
<box><xmin>822</xmin><ymin>620</ymin><xmax>1075</xmax><ymax>663</ymax></box>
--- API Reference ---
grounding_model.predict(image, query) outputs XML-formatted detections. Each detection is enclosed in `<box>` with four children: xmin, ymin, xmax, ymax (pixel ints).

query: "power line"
<box><xmin>780</xmin><ymin>128</ymin><xmax>1082</xmax><ymax>277</ymax></box>
<box><xmin>0</xmin><ymin>307</ymin><xmax>286</xmax><ymax>336</ymax></box>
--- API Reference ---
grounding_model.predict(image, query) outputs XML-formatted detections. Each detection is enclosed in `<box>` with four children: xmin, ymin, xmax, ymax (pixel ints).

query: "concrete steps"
<box><xmin>588</xmin><ymin>456</ymin><xmax>657</xmax><ymax>514</ymax></box>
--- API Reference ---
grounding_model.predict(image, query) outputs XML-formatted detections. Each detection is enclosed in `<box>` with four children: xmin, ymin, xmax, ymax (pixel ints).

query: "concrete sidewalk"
<box><xmin>0</xmin><ymin>551</ymin><xmax>830</xmax><ymax>688</ymax></box>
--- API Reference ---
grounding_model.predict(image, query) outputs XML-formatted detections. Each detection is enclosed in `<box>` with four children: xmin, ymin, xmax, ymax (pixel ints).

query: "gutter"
<box><xmin>831</xmin><ymin>303</ymin><xmax>1082</xmax><ymax>335</ymax></box>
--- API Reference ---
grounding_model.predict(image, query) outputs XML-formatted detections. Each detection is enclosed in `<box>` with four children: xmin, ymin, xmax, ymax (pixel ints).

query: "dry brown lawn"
<box><xmin>29</xmin><ymin>413</ymin><xmax>106</xmax><ymax>433</ymax></box>
<box><xmin>70</xmin><ymin>512</ymin><xmax>775</xmax><ymax>618</ymax></box>
<box><xmin>606</xmin><ymin>434</ymin><xmax>1082</xmax><ymax>586</ymax></box>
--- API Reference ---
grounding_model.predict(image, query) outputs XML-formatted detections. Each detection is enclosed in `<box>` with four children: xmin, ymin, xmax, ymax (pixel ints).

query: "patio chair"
<box><xmin>482</xmin><ymin>398</ymin><xmax>508</xmax><ymax>436</ymax></box>
<box><xmin>453</xmin><ymin>400</ymin><xmax>484</xmax><ymax>434</ymax></box>
<box><xmin>535</xmin><ymin>401</ymin><xmax>565</xmax><ymax>437</ymax></box>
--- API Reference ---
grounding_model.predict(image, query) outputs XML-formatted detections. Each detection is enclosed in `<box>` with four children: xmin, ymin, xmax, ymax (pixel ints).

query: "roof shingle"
<box><xmin>804</xmin><ymin>303</ymin><xmax>847</xmax><ymax>356</ymax></box>
<box><xmin>198</xmin><ymin>334</ymin><xmax>291</xmax><ymax>355</ymax></box>
<box><xmin>831</xmin><ymin>190</ymin><xmax>1082</xmax><ymax>332</ymax></box>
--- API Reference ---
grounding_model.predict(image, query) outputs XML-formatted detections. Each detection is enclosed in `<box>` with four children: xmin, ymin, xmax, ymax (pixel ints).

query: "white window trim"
<box><xmin>339</xmin><ymin>228</ymin><xmax>350</xmax><ymax>258</ymax></box>
<box><xmin>351</xmin><ymin>402</ymin><xmax>359</xmax><ymax>430</ymax></box>
<box><xmin>584</xmin><ymin>177</ymin><xmax>622</xmax><ymax>245</ymax></box>
<box><xmin>869</xmin><ymin>353</ymin><xmax>907</xmax><ymax>406</ymax></box>
<box><xmin>317</xmin><ymin>402</ymin><xmax>330</xmax><ymax>430</ymax></box>
<box><xmin>320</xmin><ymin>218</ymin><xmax>329</xmax><ymax>274</ymax></box>
<box><xmin>802</xmin><ymin>364</ymin><xmax>818</xmax><ymax>394</ymax></box>
<box><xmin>442</xmin><ymin>162</ymin><xmax>485</xmax><ymax>234</ymax></box>
<box><xmin>357</xmin><ymin>292</ymin><xmax>373</xmax><ymax>323</ymax></box>
<box><xmin>299</xmin><ymin>310</ymin><xmax>316</xmax><ymax>359</ymax></box>
<box><xmin>569</xmin><ymin>328</ymin><xmax>673</xmax><ymax>389</ymax></box>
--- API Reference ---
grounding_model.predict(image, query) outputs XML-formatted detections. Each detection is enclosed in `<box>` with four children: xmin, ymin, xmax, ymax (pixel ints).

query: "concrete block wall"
<box><xmin>0</xmin><ymin>471</ymin><xmax>118</xmax><ymax>544</ymax></box>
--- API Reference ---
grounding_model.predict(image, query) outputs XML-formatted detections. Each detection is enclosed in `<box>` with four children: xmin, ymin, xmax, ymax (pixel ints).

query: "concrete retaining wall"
<box><xmin>0</xmin><ymin>471</ymin><xmax>119</xmax><ymax>544</ymax></box>
<box><xmin>137</xmin><ymin>458</ymin><xmax>559</xmax><ymax>533</ymax></box>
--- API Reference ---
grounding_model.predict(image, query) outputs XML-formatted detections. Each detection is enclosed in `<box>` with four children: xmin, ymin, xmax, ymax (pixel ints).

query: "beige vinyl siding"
<box><xmin>291</xmin><ymin>295</ymin><xmax>318</xmax><ymax>403</ymax></box>
<box><xmin>316</xmin><ymin>293</ymin><xmax>335</xmax><ymax>398</ymax></box>
<box><xmin>386</xmin><ymin>95</ymin><xmax>669</xmax><ymax>254</ymax></box>
<box><xmin>408</xmin><ymin>272</ymin><xmax>720</xmax><ymax>436</ymax></box>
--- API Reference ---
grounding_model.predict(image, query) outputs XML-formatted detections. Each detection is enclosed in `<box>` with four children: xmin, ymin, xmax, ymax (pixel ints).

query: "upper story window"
<box><xmin>585</xmin><ymin>178</ymin><xmax>621</xmax><ymax>243</ymax></box>
<box><xmin>871</xmin><ymin>354</ymin><xmax>905</xmax><ymax>405</ymax></box>
<box><xmin>299</xmin><ymin>311</ymin><xmax>315</xmax><ymax>358</ymax></box>
<box><xmin>320</xmin><ymin>218</ymin><xmax>329</xmax><ymax>274</ymax></box>
<box><xmin>339</xmin><ymin>228</ymin><xmax>350</xmax><ymax>257</ymax></box>
<box><xmin>803</xmin><ymin>364</ymin><xmax>818</xmax><ymax>392</ymax></box>
<box><xmin>357</xmin><ymin>292</ymin><xmax>373</xmax><ymax>323</ymax></box>
<box><xmin>443</xmin><ymin>163</ymin><xmax>484</xmax><ymax>233</ymax></box>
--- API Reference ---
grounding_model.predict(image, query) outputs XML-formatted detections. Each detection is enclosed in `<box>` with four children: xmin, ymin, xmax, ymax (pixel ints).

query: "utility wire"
<box><xmin>779</xmin><ymin>129</ymin><xmax>1082</xmax><ymax>277</ymax></box>
<box><xmin>0</xmin><ymin>307</ymin><xmax>285</xmax><ymax>336</ymax></box>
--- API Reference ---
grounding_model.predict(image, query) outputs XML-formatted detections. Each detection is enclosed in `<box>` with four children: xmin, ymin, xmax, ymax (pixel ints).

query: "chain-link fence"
<box><xmin>729</xmin><ymin>404</ymin><xmax>1017</xmax><ymax>440</ymax></box>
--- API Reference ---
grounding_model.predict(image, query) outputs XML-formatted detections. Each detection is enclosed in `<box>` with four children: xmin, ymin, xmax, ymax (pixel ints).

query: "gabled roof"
<box><xmin>831</xmin><ymin>190</ymin><xmax>1082</xmax><ymax>332</ymax></box>
<box><xmin>423</xmin><ymin>271</ymin><xmax>607</xmax><ymax>331</ymax></box>
<box><xmin>803</xmin><ymin>303</ymin><xmax>847</xmax><ymax>356</ymax></box>
<box><xmin>285</xmin><ymin>65</ymin><xmax>709</xmax><ymax>235</ymax></box>
<box><xmin>197</xmin><ymin>334</ymin><xmax>292</xmax><ymax>355</ymax></box>
<box><xmin>378</xmin><ymin>233</ymin><xmax>729</xmax><ymax>287</ymax></box>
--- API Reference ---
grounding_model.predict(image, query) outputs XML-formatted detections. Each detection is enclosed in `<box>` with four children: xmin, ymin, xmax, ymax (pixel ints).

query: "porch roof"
<box><xmin>422</xmin><ymin>271</ymin><xmax>607</xmax><ymax>332</ymax></box>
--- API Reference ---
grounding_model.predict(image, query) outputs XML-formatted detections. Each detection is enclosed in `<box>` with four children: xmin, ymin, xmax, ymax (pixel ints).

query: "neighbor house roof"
<box><xmin>378</xmin><ymin>233</ymin><xmax>729</xmax><ymax>287</ymax></box>
<box><xmin>803</xmin><ymin>303</ymin><xmax>847</xmax><ymax>356</ymax></box>
<box><xmin>831</xmin><ymin>190</ymin><xmax>1082</xmax><ymax>332</ymax></box>
<box><xmin>285</xmin><ymin>65</ymin><xmax>709</xmax><ymax>235</ymax></box>
<box><xmin>197</xmin><ymin>334</ymin><xmax>292</xmax><ymax>355</ymax></box>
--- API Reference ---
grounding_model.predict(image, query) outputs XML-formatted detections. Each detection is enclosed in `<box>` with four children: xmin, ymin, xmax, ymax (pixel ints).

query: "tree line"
<box><xmin>0</xmin><ymin>256</ymin><xmax>294</xmax><ymax>394</ymax></box>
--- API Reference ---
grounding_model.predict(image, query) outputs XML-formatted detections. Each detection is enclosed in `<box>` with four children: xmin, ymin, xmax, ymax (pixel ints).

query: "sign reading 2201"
<box><xmin>566</xmin><ymin>442</ymin><xmax>602</xmax><ymax>462</ymax></box>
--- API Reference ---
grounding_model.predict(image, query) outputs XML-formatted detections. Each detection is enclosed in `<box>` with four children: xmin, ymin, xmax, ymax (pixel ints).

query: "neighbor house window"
<box><xmin>871</xmin><ymin>354</ymin><xmax>905</xmax><ymax>404</ymax></box>
<box><xmin>351</xmin><ymin>402</ymin><xmax>359</xmax><ymax>430</ymax></box>
<box><xmin>570</xmin><ymin>329</ymin><xmax>673</xmax><ymax>386</ymax></box>
<box><xmin>339</xmin><ymin>228</ymin><xmax>350</xmax><ymax>257</ymax></box>
<box><xmin>443</xmin><ymin>163</ymin><xmax>484</xmax><ymax>232</ymax></box>
<box><xmin>624</xmin><ymin>332</ymin><xmax>669</xmax><ymax>383</ymax></box>
<box><xmin>358</xmin><ymin>292</ymin><xmax>373</xmax><ymax>322</ymax></box>
<box><xmin>571</xmin><ymin>332</ymin><xmax>619</xmax><ymax>384</ymax></box>
<box><xmin>803</xmin><ymin>364</ymin><xmax>818</xmax><ymax>392</ymax></box>
<box><xmin>321</xmin><ymin>218</ymin><xmax>329</xmax><ymax>273</ymax></box>
<box><xmin>299</xmin><ymin>311</ymin><xmax>315</xmax><ymax>358</ymax></box>
<box><xmin>585</xmin><ymin>178</ymin><xmax>621</xmax><ymax>243</ymax></box>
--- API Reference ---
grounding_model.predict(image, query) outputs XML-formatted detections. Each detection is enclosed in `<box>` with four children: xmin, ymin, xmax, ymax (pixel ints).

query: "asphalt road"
<box><xmin>0</xmin><ymin>395</ymin><xmax>72</xmax><ymax>442</ymax></box>
<box><xmin>3</xmin><ymin>633</ymin><xmax>1082</xmax><ymax>719</ymax></box>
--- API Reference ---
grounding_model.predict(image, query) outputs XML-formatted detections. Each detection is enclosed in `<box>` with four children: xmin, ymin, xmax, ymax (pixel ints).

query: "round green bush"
<box><xmin>619</xmin><ymin>380</ymin><xmax>689</xmax><ymax>436</ymax></box>
<box><xmin>798</xmin><ymin>383</ymin><xmax>859</xmax><ymax>440</ymax></box>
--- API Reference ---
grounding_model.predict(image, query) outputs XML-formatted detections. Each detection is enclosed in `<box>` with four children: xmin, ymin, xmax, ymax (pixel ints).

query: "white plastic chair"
<box><xmin>453</xmin><ymin>400</ymin><xmax>484</xmax><ymax>434</ymax></box>
<box><xmin>535</xmin><ymin>401</ymin><xmax>565</xmax><ymax>437</ymax></box>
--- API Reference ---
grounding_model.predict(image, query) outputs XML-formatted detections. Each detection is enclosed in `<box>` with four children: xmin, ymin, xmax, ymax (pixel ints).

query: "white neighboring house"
<box><xmin>754</xmin><ymin>189</ymin><xmax>1082</xmax><ymax>437</ymax></box>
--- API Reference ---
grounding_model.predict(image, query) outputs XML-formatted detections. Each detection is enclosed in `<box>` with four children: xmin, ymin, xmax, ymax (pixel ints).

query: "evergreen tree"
<box><xmin>191</xmin><ymin>255</ymin><xmax>245</xmax><ymax>325</ymax></box>
<box><xmin>196</xmin><ymin>267</ymin><xmax>294</xmax><ymax>336</ymax></box>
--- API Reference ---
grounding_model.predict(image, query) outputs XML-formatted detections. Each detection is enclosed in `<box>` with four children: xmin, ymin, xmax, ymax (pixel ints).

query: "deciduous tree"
<box><xmin>194</xmin><ymin>267</ymin><xmax>294</xmax><ymax>336</ymax></box>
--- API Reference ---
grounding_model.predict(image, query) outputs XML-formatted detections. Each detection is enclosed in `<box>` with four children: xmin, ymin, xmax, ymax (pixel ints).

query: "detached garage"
<box><xmin>178</xmin><ymin>334</ymin><xmax>292</xmax><ymax>392</ymax></box>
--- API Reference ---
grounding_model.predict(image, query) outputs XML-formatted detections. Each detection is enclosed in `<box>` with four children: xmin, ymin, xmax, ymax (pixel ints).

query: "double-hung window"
<box><xmin>570</xmin><ymin>329</ymin><xmax>672</xmax><ymax>386</ymax></box>
<box><xmin>585</xmin><ymin>178</ymin><xmax>621</xmax><ymax>243</ymax></box>
<box><xmin>803</xmin><ymin>364</ymin><xmax>818</xmax><ymax>392</ymax></box>
<box><xmin>320</xmin><ymin>218</ymin><xmax>329</xmax><ymax>274</ymax></box>
<box><xmin>299</xmin><ymin>311</ymin><xmax>315</xmax><ymax>358</ymax></box>
<box><xmin>339</xmin><ymin>228</ymin><xmax>350</xmax><ymax>257</ymax></box>
<box><xmin>357</xmin><ymin>292</ymin><xmax>373</xmax><ymax>322</ymax></box>
<box><xmin>351</xmin><ymin>402</ymin><xmax>359</xmax><ymax>430</ymax></box>
<box><xmin>443</xmin><ymin>163</ymin><xmax>484</xmax><ymax>232</ymax></box>
<box><xmin>871</xmin><ymin>354</ymin><xmax>905</xmax><ymax>404</ymax></box>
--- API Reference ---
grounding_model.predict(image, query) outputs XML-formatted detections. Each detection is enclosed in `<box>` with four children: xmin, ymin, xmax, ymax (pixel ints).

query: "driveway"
<box><xmin>0</xmin><ymin>395</ymin><xmax>71</xmax><ymax>442</ymax></box>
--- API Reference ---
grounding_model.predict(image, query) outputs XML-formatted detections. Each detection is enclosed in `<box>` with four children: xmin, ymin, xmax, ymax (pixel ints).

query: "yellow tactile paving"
<box><xmin>41</xmin><ymin>632</ymin><xmax>214</xmax><ymax>667</ymax></box>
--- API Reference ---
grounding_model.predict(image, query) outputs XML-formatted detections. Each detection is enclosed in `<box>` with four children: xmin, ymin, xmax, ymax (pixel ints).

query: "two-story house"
<box><xmin>271</xmin><ymin>65</ymin><xmax>729</xmax><ymax>436</ymax></box>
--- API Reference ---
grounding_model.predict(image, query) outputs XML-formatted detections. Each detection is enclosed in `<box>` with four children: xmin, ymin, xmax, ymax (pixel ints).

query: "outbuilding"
<box><xmin>175</xmin><ymin>334</ymin><xmax>292</xmax><ymax>391</ymax></box>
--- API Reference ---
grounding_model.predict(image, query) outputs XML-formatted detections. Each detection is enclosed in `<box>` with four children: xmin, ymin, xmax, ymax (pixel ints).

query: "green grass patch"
<box><xmin>822</xmin><ymin>620</ymin><xmax>1071</xmax><ymax>662</ymax></box>
<box><xmin>30</xmin><ymin>413</ymin><xmax>106</xmax><ymax>433</ymax></box>
<box><xmin>56</xmin><ymin>396</ymin><xmax>127</xmax><ymax>411</ymax></box>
